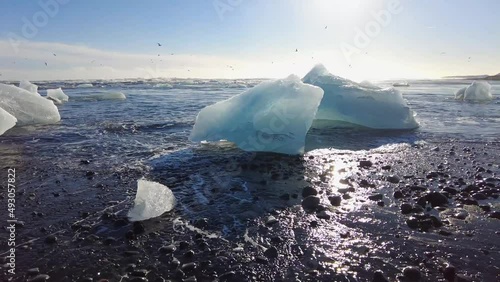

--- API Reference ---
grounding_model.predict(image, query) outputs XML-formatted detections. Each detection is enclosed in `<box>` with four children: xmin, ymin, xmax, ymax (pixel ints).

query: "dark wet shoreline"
<box><xmin>1</xmin><ymin>140</ymin><xmax>499</xmax><ymax>282</ymax></box>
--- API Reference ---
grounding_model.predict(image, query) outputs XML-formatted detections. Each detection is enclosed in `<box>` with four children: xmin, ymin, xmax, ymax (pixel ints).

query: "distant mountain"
<box><xmin>443</xmin><ymin>73</ymin><xmax>500</xmax><ymax>80</ymax></box>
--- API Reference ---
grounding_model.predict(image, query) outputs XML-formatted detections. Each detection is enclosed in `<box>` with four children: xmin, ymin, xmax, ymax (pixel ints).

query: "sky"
<box><xmin>0</xmin><ymin>0</ymin><xmax>499</xmax><ymax>81</ymax></box>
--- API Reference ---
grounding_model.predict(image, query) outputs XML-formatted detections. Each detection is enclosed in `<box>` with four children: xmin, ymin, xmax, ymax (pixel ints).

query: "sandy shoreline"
<box><xmin>0</xmin><ymin>140</ymin><xmax>499</xmax><ymax>281</ymax></box>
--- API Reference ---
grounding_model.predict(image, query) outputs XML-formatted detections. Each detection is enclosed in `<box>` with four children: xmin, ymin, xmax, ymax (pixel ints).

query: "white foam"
<box><xmin>128</xmin><ymin>179</ymin><xmax>176</xmax><ymax>221</ymax></box>
<box><xmin>189</xmin><ymin>74</ymin><xmax>324</xmax><ymax>155</ymax></box>
<box><xmin>0</xmin><ymin>84</ymin><xmax>61</xmax><ymax>126</ymax></box>
<box><xmin>303</xmin><ymin>64</ymin><xmax>419</xmax><ymax>129</ymax></box>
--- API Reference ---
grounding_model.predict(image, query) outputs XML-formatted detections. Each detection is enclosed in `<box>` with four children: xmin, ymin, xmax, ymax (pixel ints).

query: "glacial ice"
<box><xmin>47</xmin><ymin>88</ymin><xmax>69</xmax><ymax>103</ymax></box>
<box><xmin>92</xmin><ymin>92</ymin><xmax>126</xmax><ymax>100</ymax></box>
<box><xmin>463</xmin><ymin>81</ymin><xmax>492</xmax><ymax>101</ymax></box>
<box><xmin>76</xmin><ymin>83</ymin><xmax>93</xmax><ymax>88</ymax></box>
<box><xmin>153</xmin><ymin>83</ymin><xmax>173</xmax><ymax>88</ymax></box>
<box><xmin>0</xmin><ymin>84</ymin><xmax>61</xmax><ymax>126</ymax></box>
<box><xmin>128</xmin><ymin>179</ymin><xmax>176</xmax><ymax>222</ymax></box>
<box><xmin>455</xmin><ymin>87</ymin><xmax>466</xmax><ymax>100</ymax></box>
<box><xmin>303</xmin><ymin>64</ymin><xmax>419</xmax><ymax>129</ymax></box>
<box><xmin>0</xmin><ymin>107</ymin><xmax>17</xmax><ymax>136</ymax></box>
<box><xmin>19</xmin><ymin>80</ymin><xmax>40</xmax><ymax>95</ymax></box>
<box><xmin>189</xmin><ymin>75</ymin><xmax>324</xmax><ymax>155</ymax></box>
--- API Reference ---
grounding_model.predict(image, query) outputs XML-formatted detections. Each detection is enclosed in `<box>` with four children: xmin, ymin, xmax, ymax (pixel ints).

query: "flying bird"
<box><xmin>53</xmin><ymin>53</ymin><xmax>56</xmax><ymax>56</ymax></box>
<box><xmin>157</xmin><ymin>43</ymin><xmax>162</xmax><ymax>46</ymax></box>
<box><xmin>325</xmin><ymin>26</ymin><xmax>328</xmax><ymax>29</ymax></box>
<box><xmin>45</xmin><ymin>62</ymin><xmax>48</xmax><ymax>66</ymax></box>
<box><xmin>295</xmin><ymin>49</ymin><xmax>298</xmax><ymax>52</ymax></box>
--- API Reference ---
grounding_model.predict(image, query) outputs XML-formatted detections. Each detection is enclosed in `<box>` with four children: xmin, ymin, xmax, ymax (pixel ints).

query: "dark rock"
<box><xmin>472</xmin><ymin>192</ymin><xmax>487</xmax><ymax>200</ymax></box>
<box><xmin>27</xmin><ymin>268</ymin><xmax>40</xmax><ymax>276</ymax></box>
<box><xmin>426</xmin><ymin>171</ymin><xmax>439</xmax><ymax>179</ymax></box>
<box><xmin>426</xmin><ymin>192</ymin><xmax>448</xmax><ymax>207</ymax></box>
<box><xmin>372</xmin><ymin>270</ymin><xmax>389</xmax><ymax>282</ymax></box>
<box><xmin>264</xmin><ymin>246</ymin><xmax>279</xmax><ymax>258</ymax></box>
<box><xmin>159</xmin><ymin>245</ymin><xmax>176</xmax><ymax>253</ymax></box>
<box><xmin>183</xmin><ymin>250</ymin><xmax>195</xmax><ymax>258</ymax></box>
<box><xmin>44</xmin><ymin>235</ymin><xmax>57</xmax><ymax>244</ymax></box>
<box><xmin>255</xmin><ymin>256</ymin><xmax>268</xmax><ymax>264</ymax></box>
<box><xmin>131</xmin><ymin>269</ymin><xmax>148</xmax><ymax>277</ymax></box>
<box><xmin>28</xmin><ymin>274</ymin><xmax>50</xmax><ymax>282</ymax></box>
<box><xmin>359</xmin><ymin>160</ymin><xmax>373</xmax><ymax>168</ymax></box>
<box><xmin>265</xmin><ymin>215</ymin><xmax>278</xmax><ymax>225</ymax></box>
<box><xmin>406</xmin><ymin>217</ymin><xmax>419</xmax><ymax>229</ymax></box>
<box><xmin>393</xmin><ymin>191</ymin><xmax>404</xmax><ymax>199</ymax></box>
<box><xmin>387</xmin><ymin>175</ymin><xmax>400</xmax><ymax>184</ymax></box>
<box><xmin>179</xmin><ymin>241</ymin><xmax>189</xmax><ymax>249</ymax></box>
<box><xmin>302</xmin><ymin>186</ymin><xmax>318</xmax><ymax>198</ymax></box>
<box><xmin>381</xmin><ymin>165</ymin><xmax>392</xmax><ymax>170</ymax></box>
<box><xmin>316</xmin><ymin>210</ymin><xmax>331</xmax><ymax>220</ymax></box>
<box><xmin>183</xmin><ymin>277</ymin><xmax>197</xmax><ymax>282</ymax></box>
<box><xmin>368</xmin><ymin>193</ymin><xmax>383</xmax><ymax>201</ymax></box>
<box><xmin>328</xmin><ymin>195</ymin><xmax>342</xmax><ymax>206</ymax></box>
<box><xmin>181</xmin><ymin>262</ymin><xmax>197</xmax><ymax>272</ymax></box>
<box><xmin>489</xmin><ymin>211</ymin><xmax>500</xmax><ymax>219</ymax></box>
<box><xmin>443</xmin><ymin>265</ymin><xmax>456</xmax><ymax>281</ymax></box>
<box><xmin>103</xmin><ymin>237</ymin><xmax>116</xmax><ymax>245</ymax></box>
<box><xmin>302</xmin><ymin>196</ymin><xmax>320</xmax><ymax>210</ymax></box>
<box><xmin>402</xmin><ymin>266</ymin><xmax>422</xmax><ymax>281</ymax></box>
<box><xmin>85</xmin><ymin>171</ymin><xmax>95</xmax><ymax>177</ymax></box>
<box><xmin>377</xmin><ymin>201</ymin><xmax>385</xmax><ymax>207</ymax></box>
<box><xmin>80</xmin><ymin>159</ymin><xmax>91</xmax><ymax>165</ymax></box>
<box><xmin>401</xmin><ymin>203</ymin><xmax>413</xmax><ymax>214</ymax></box>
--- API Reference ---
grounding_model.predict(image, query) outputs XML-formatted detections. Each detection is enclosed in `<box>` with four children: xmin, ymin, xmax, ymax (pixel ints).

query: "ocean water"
<box><xmin>1</xmin><ymin>78</ymin><xmax>499</xmax><ymax>226</ymax></box>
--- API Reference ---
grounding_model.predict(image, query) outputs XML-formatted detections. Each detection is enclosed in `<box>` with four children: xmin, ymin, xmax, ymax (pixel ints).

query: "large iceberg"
<box><xmin>128</xmin><ymin>179</ymin><xmax>176</xmax><ymax>222</ymax></box>
<box><xmin>47</xmin><ymin>88</ymin><xmax>69</xmax><ymax>103</ymax></box>
<box><xmin>189</xmin><ymin>75</ymin><xmax>324</xmax><ymax>155</ymax></box>
<box><xmin>19</xmin><ymin>80</ymin><xmax>40</xmax><ymax>95</ymax></box>
<box><xmin>455</xmin><ymin>81</ymin><xmax>492</xmax><ymax>101</ymax></box>
<box><xmin>303</xmin><ymin>64</ymin><xmax>419</xmax><ymax>129</ymax></box>
<box><xmin>0</xmin><ymin>84</ymin><xmax>61</xmax><ymax>126</ymax></box>
<box><xmin>0</xmin><ymin>107</ymin><xmax>17</xmax><ymax>136</ymax></box>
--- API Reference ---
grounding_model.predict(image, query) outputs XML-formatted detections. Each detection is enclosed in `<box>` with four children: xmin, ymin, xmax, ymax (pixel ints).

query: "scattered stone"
<box><xmin>44</xmin><ymin>235</ymin><xmax>57</xmax><ymax>244</ymax></box>
<box><xmin>393</xmin><ymin>191</ymin><xmax>404</xmax><ymax>199</ymax></box>
<box><xmin>328</xmin><ymin>195</ymin><xmax>342</xmax><ymax>206</ymax></box>
<box><xmin>302</xmin><ymin>186</ymin><xmax>318</xmax><ymax>198</ymax></box>
<box><xmin>28</xmin><ymin>274</ymin><xmax>50</xmax><ymax>282</ymax></box>
<box><xmin>264</xmin><ymin>246</ymin><xmax>278</xmax><ymax>258</ymax></box>
<box><xmin>489</xmin><ymin>211</ymin><xmax>500</xmax><ymax>219</ymax></box>
<box><xmin>387</xmin><ymin>175</ymin><xmax>400</xmax><ymax>184</ymax></box>
<box><xmin>181</xmin><ymin>262</ymin><xmax>197</xmax><ymax>272</ymax></box>
<box><xmin>381</xmin><ymin>165</ymin><xmax>392</xmax><ymax>170</ymax></box>
<box><xmin>426</xmin><ymin>171</ymin><xmax>439</xmax><ymax>179</ymax></box>
<box><xmin>359</xmin><ymin>160</ymin><xmax>373</xmax><ymax>168</ymax></box>
<box><xmin>159</xmin><ymin>245</ymin><xmax>176</xmax><ymax>253</ymax></box>
<box><xmin>266</xmin><ymin>215</ymin><xmax>278</xmax><ymax>225</ymax></box>
<box><xmin>27</xmin><ymin>268</ymin><xmax>40</xmax><ymax>276</ymax></box>
<box><xmin>402</xmin><ymin>266</ymin><xmax>422</xmax><ymax>281</ymax></box>
<box><xmin>131</xmin><ymin>269</ymin><xmax>148</xmax><ymax>277</ymax></box>
<box><xmin>183</xmin><ymin>276</ymin><xmax>197</xmax><ymax>282</ymax></box>
<box><xmin>368</xmin><ymin>193</ymin><xmax>383</xmax><ymax>201</ymax></box>
<box><xmin>301</xmin><ymin>196</ymin><xmax>320</xmax><ymax>210</ymax></box>
<box><xmin>401</xmin><ymin>203</ymin><xmax>413</xmax><ymax>214</ymax></box>
<box><xmin>372</xmin><ymin>270</ymin><xmax>389</xmax><ymax>282</ymax></box>
<box><xmin>443</xmin><ymin>265</ymin><xmax>456</xmax><ymax>281</ymax></box>
<box><xmin>316</xmin><ymin>210</ymin><xmax>331</xmax><ymax>220</ymax></box>
<box><xmin>425</xmin><ymin>192</ymin><xmax>448</xmax><ymax>207</ymax></box>
<box><xmin>255</xmin><ymin>256</ymin><xmax>268</xmax><ymax>264</ymax></box>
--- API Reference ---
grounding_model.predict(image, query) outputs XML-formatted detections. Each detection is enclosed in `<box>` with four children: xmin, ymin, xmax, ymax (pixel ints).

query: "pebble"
<box><xmin>402</xmin><ymin>266</ymin><xmax>422</xmax><ymax>281</ymax></box>
<box><xmin>44</xmin><ymin>235</ymin><xmax>57</xmax><ymax>244</ymax></box>
<box><xmin>401</xmin><ymin>203</ymin><xmax>413</xmax><ymax>214</ymax></box>
<box><xmin>27</xmin><ymin>274</ymin><xmax>50</xmax><ymax>282</ymax></box>
<box><xmin>393</xmin><ymin>191</ymin><xmax>404</xmax><ymax>199</ymax></box>
<box><xmin>372</xmin><ymin>270</ymin><xmax>389</xmax><ymax>282</ymax></box>
<box><xmin>443</xmin><ymin>264</ymin><xmax>456</xmax><ymax>281</ymax></box>
<box><xmin>328</xmin><ymin>195</ymin><xmax>342</xmax><ymax>206</ymax></box>
<box><xmin>181</xmin><ymin>262</ymin><xmax>197</xmax><ymax>272</ymax></box>
<box><xmin>264</xmin><ymin>246</ymin><xmax>279</xmax><ymax>258</ymax></box>
<box><xmin>27</xmin><ymin>268</ymin><xmax>40</xmax><ymax>276</ymax></box>
<box><xmin>387</xmin><ymin>175</ymin><xmax>400</xmax><ymax>183</ymax></box>
<box><xmin>266</xmin><ymin>215</ymin><xmax>278</xmax><ymax>225</ymax></box>
<box><xmin>368</xmin><ymin>193</ymin><xmax>383</xmax><ymax>201</ymax></box>
<box><xmin>301</xmin><ymin>196</ymin><xmax>320</xmax><ymax>210</ymax></box>
<box><xmin>359</xmin><ymin>160</ymin><xmax>373</xmax><ymax>168</ymax></box>
<box><xmin>302</xmin><ymin>186</ymin><xmax>318</xmax><ymax>198</ymax></box>
<box><xmin>159</xmin><ymin>245</ymin><xmax>176</xmax><ymax>253</ymax></box>
<box><xmin>316</xmin><ymin>210</ymin><xmax>331</xmax><ymax>220</ymax></box>
<box><xmin>256</xmin><ymin>256</ymin><xmax>269</xmax><ymax>264</ymax></box>
<box><xmin>425</xmin><ymin>192</ymin><xmax>448</xmax><ymax>207</ymax></box>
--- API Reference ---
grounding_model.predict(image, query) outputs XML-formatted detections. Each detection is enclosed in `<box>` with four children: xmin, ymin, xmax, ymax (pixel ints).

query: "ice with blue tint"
<box><xmin>303</xmin><ymin>64</ymin><xmax>419</xmax><ymax>129</ymax></box>
<box><xmin>47</xmin><ymin>88</ymin><xmax>69</xmax><ymax>103</ymax></box>
<box><xmin>0</xmin><ymin>84</ymin><xmax>61</xmax><ymax>126</ymax></box>
<box><xmin>0</xmin><ymin>107</ymin><xmax>17</xmax><ymax>136</ymax></box>
<box><xmin>128</xmin><ymin>179</ymin><xmax>176</xmax><ymax>222</ymax></box>
<box><xmin>459</xmin><ymin>81</ymin><xmax>492</xmax><ymax>101</ymax></box>
<box><xmin>455</xmin><ymin>87</ymin><xmax>466</xmax><ymax>100</ymax></box>
<box><xmin>190</xmin><ymin>75</ymin><xmax>324</xmax><ymax>155</ymax></box>
<box><xmin>19</xmin><ymin>80</ymin><xmax>40</xmax><ymax>96</ymax></box>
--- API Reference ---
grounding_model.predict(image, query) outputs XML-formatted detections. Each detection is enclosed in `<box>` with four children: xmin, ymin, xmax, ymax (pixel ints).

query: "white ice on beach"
<box><xmin>76</xmin><ymin>83</ymin><xmax>93</xmax><ymax>88</ymax></box>
<box><xmin>303</xmin><ymin>64</ymin><xmax>419</xmax><ymax>129</ymax></box>
<box><xmin>457</xmin><ymin>81</ymin><xmax>492</xmax><ymax>101</ymax></box>
<box><xmin>19</xmin><ymin>80</ymin><xmax>40</xmax><ymax>95</ymax></box>
<box><xmin>128</xmin><ymin>179</ymin><xmax>176</xmax><ymax>222</ymax></box>
<box><xmin>0</xmin><ymin>84</ymin><xmax>61</xmax><ymax>126</ymax></box>
<box><xmin>0</xmin><ymin>107</ymin><xmax>17</xmax><ymax>136</ymax></box>
<box><xmin>189</xmin><ymin>74</ymin><xmax>324</xmax><ymax>155</ymax></box>
<box><xmin>47</xmin><ymin>88</ymin><xmax>69</xmax><ymax>103</ymax></box>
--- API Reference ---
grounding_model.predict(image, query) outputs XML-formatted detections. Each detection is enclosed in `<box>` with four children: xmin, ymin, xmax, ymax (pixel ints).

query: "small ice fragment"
<box><xmin>463</xmin><ymin>81</ymin><xmax>492</xmax><ymax>101</ymax></box>
<box><xmin>128</xmin><ymin>179</ymin><xmax>176</xmax><ymax>222</ymax></box>
<box><xmin>19</xmin><ymin>80</ymin><xmax>40</xmax><ymax>95</ymax></box>
<box><xmin>76</xmin><ymin>83</ymin><xmax>93</xmax><ymax>88</ymax></box>
<box><xmin>455</xmin><ymin>87</ymin><xmax>466</xmax><ymax>100</ymax></box>
<box><xmin>47</xmin><ymin>88</ymin><xmax>69</xmax><ymax>103</ymax></box>
<box><xmin>0</xmin><ymin>107</ymin><xmax>17</xmax><ymax>136</ymax></box>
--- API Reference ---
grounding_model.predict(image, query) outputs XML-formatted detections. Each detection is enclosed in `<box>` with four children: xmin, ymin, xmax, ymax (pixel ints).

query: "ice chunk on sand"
<box><xmin>128</xmin><ymin>179</ymin><xmax>176</xmax><ymax>222</ymax></box>
<box><xmin>189</xmin><ymin>75</ymin><xmax>324</xmax><ymax>155</ymax></box>
<box><xmin>0</xmin><ymin>84</ymin><xmax>61</xmax><ymax>126</ymax></box>
<box><xmin>303</xmin><ymin>64</ymin><xmax>419</xmax><ymax>129</ymax></box>
<box><xmin>47</xmin><ymin>88</ymin><xmax>69</xmax><ymax>103</ymax></box>
<box><xmin>76</xmin><ymin>83</ymin><xmax>93</xmax><ymax>88</ymax></box>
<box><xmin>19</xmin><ymin>80</ymin><xmax>39</xmax><ymax>95</ymax></box>
<box><xmin>0</xmin><ymin>107</ymin><xmax>17</xmax><ymax>136</ymax></box>
<box><xmin>463</xmin><ymin>81</ymin><xmax>492</xmax><ymax>101</ymax></box>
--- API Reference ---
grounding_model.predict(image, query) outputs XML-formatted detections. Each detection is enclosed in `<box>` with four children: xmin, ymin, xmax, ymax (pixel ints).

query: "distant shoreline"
<box><xmin>443</xmin><ymin>73</ymin><xmax>500</xmax><ymax>81</ymax></box>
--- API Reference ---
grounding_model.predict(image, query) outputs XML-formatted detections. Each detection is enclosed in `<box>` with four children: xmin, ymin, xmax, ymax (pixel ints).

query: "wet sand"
<box><xmin>1</xmin><ymin>141</ymin><xmax>499</xmax><ymax>281</ymax></box>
